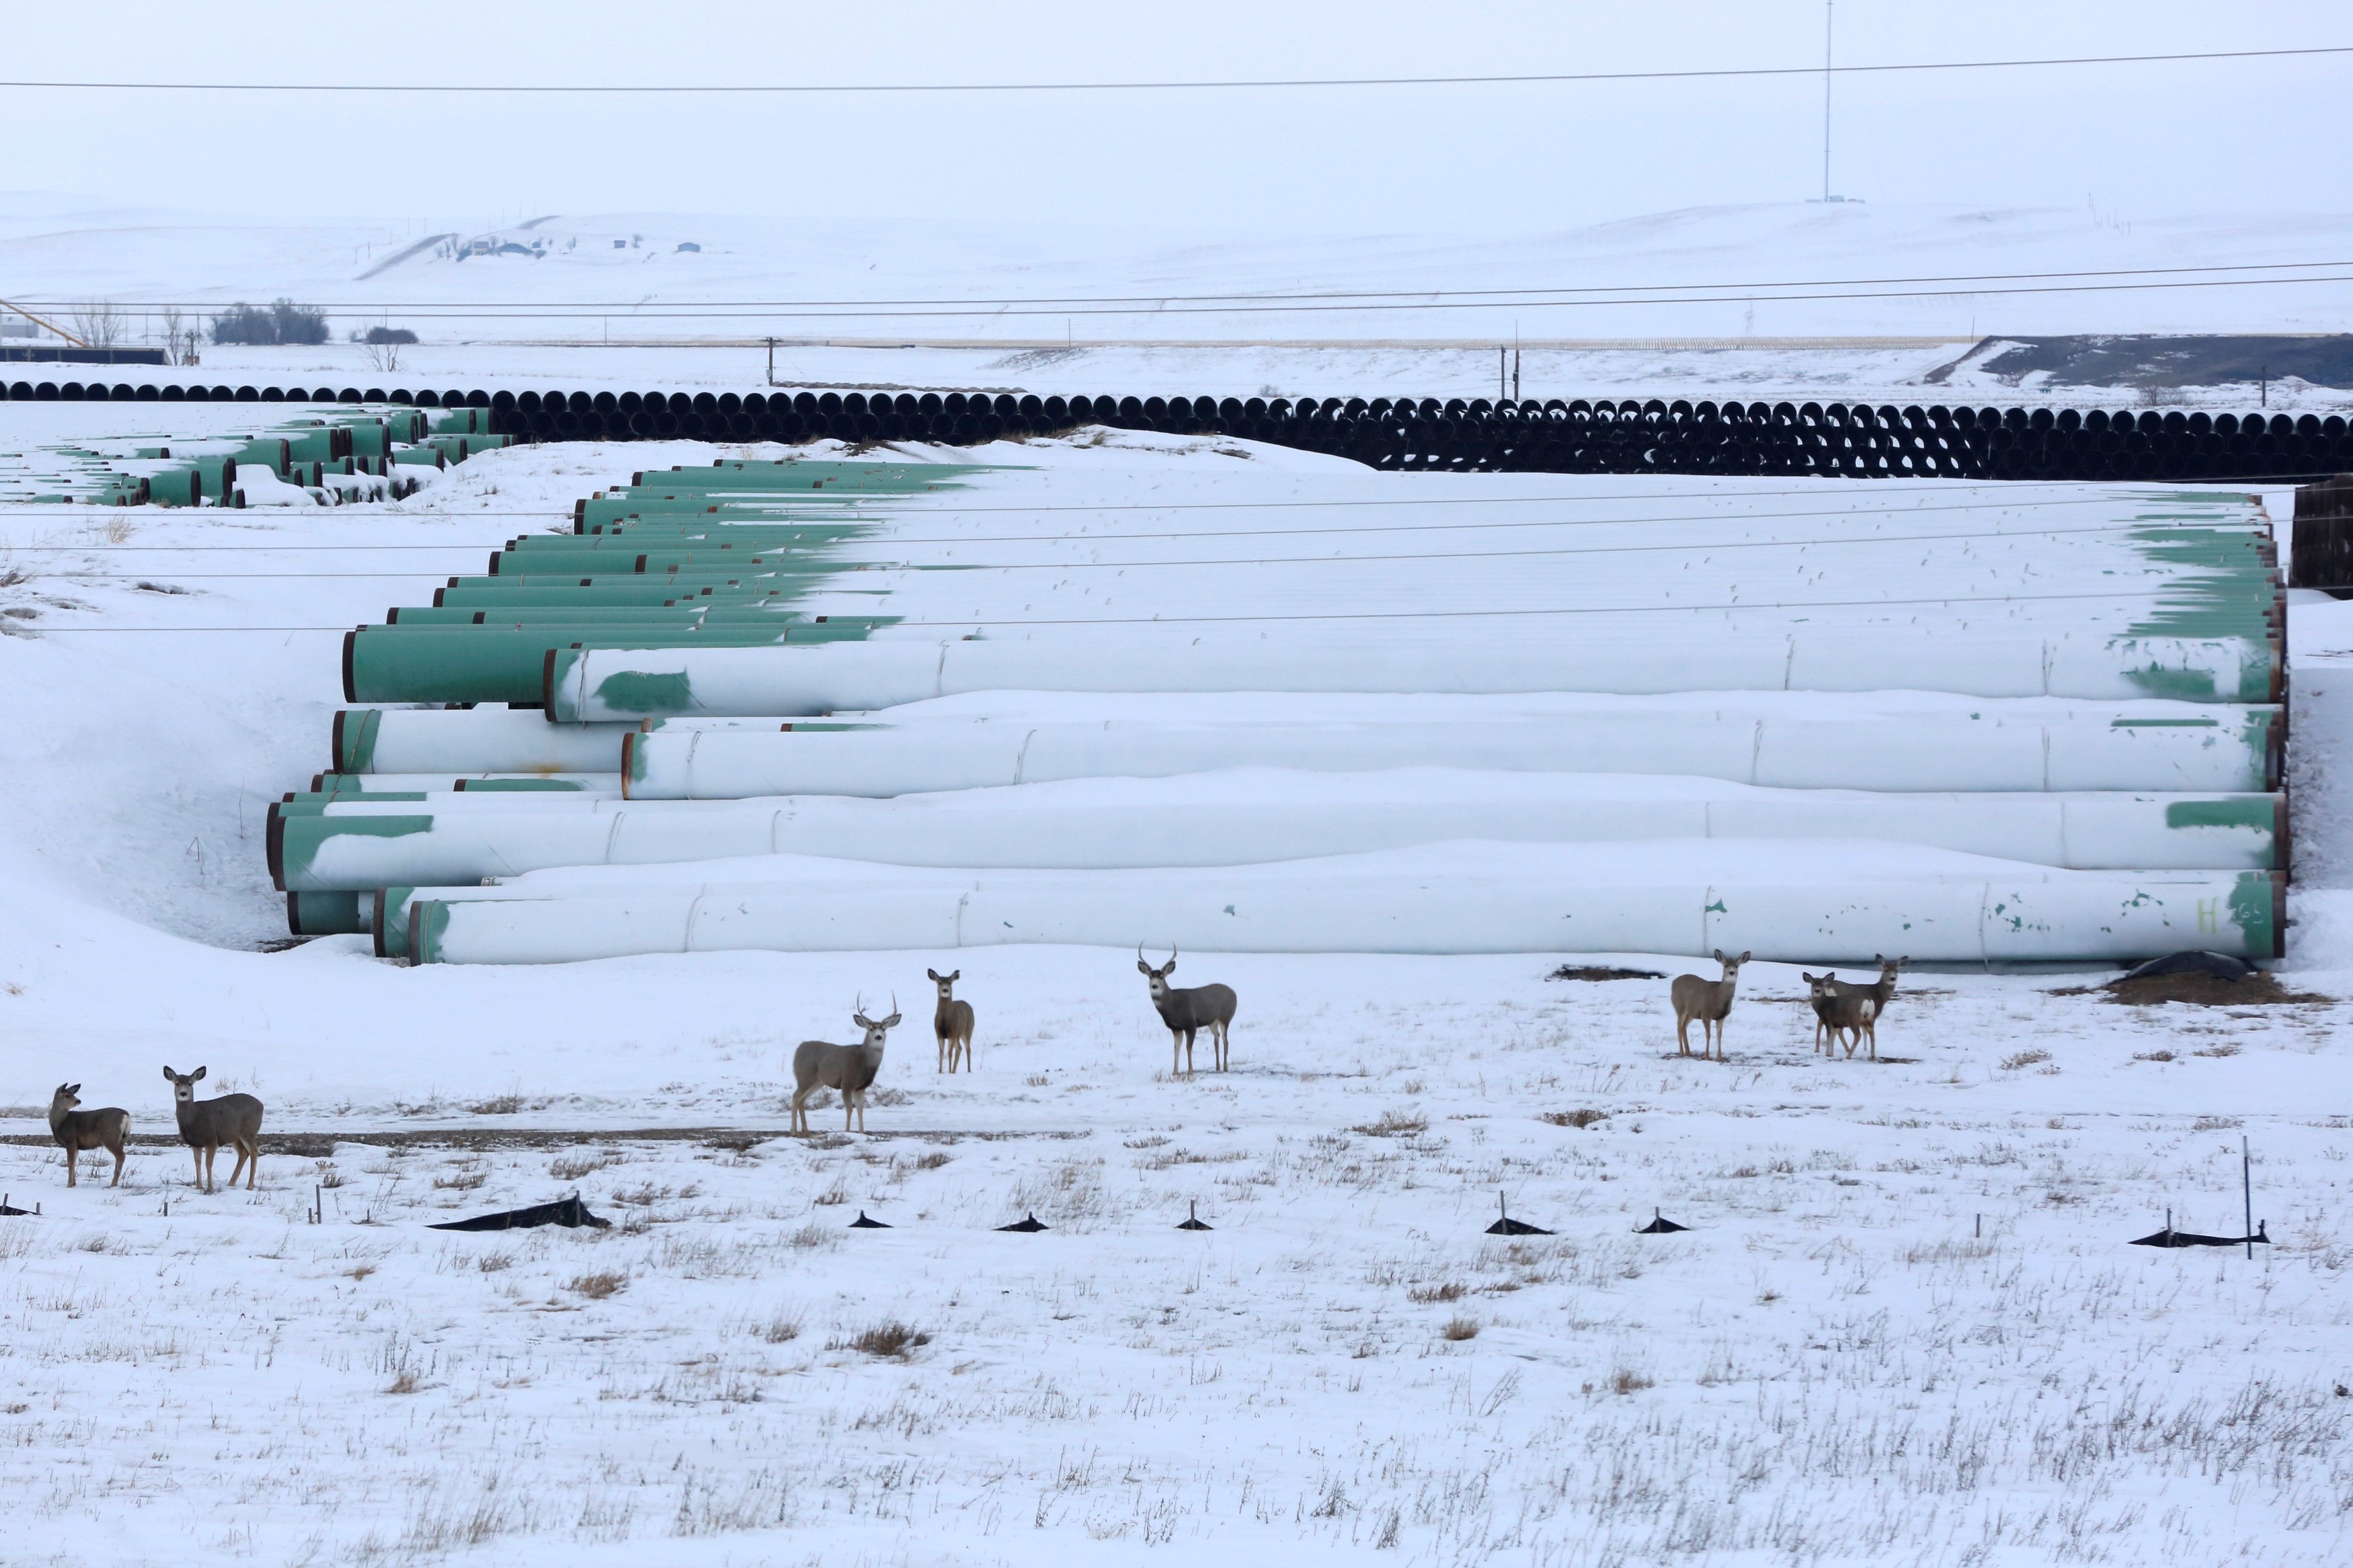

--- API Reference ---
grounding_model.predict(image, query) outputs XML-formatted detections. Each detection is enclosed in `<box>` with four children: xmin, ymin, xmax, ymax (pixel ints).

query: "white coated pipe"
<box><xmin>547</xmin><ymin>631</ymin><xmax>2275</xmax><ymax>722</ymax></box>
<box><xmin>623</xmin><ymin>710</ymin><xmax>2276</xmax><ymax>798</ymax></box>
<box><xmin>280</xmin><ymin>771</ymin><xmax>2278</xmax><ymax>893</ymax></box>
<box><xmin>402</xmin><ymin>841</ymin><xmax>2277</xmax><ymax>964</ymax></box>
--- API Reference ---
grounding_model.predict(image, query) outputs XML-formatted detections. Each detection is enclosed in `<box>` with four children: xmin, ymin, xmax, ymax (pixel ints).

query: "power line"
<box><xmin>23</xmin><ymin>259</ymin><xmax>2353</xmax><ymax>316</ymax></box>
<box><xmin>17</xmin><ymin>272</ymin><xmax>2353</xmax><ymax>321</ymax></box>
<box><xmin>1</xmin><ymin>44</ymin><xmax>2344</xmax><ymax>95</ymax></box>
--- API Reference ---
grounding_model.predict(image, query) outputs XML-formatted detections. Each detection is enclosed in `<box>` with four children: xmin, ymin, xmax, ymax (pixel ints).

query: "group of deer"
<box><xmin>45</xmin><ymin>1068</ymin><xmax>266</xmax><ymax>1192</ymax></box>
<box><xmin>788</xmin><ymin>948</ymin><xmax>1239</xmax><ymax>1134</ymax></box>
<box><xmin>1669</xmin><ymin>952</ymin><xmax>1905</xmax><ymax>1061</ymax></box>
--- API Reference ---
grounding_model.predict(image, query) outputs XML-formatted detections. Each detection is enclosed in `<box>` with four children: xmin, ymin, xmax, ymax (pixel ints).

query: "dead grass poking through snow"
<box><xmin>567</xmin><ymin>1271</ymin><xmax>627</xmax><ymax>1301</ymax></box>
<box><xmin>1441</xmin><ymin>1316</ymin><xmax>1479</xmax><ymax>1342</ymax></box>
<box><xmin>836</xmin><ymin>1321</ymin><xmax>930</xmax><ymax>1359</ymax></box>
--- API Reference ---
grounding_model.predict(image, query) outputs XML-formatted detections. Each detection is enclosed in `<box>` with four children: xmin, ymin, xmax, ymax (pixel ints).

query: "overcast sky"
<box><xmin>3</xmin><ymin>0</ymin><xmax>2348</xmax><ymax>239</ymax></box>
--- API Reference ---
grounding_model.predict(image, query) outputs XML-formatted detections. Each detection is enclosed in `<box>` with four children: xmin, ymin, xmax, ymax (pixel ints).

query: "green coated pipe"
<box><xmin>433</xmin><ymin>583</ymin><xmax>781</xmax><ymax>608</ymax></box>
<box><xmin>344</xmin><ymin>624</ymin><xmax>815</xmax><ymax>706</ymax></box>
<box><xmin>286</xmin><ymin>889</ymin><xmax>368</xmax><ymax>936</ymax></box>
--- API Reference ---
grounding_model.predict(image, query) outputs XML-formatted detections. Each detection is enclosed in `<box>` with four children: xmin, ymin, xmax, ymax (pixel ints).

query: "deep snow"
<box><xmin>0</xmin><ymin>427</ymin><xmax>2346</xmax><ymax>1566</ymax></box>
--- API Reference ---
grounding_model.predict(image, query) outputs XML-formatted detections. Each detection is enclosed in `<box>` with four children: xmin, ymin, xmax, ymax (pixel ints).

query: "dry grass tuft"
<box><xmin>914</xmin><ymin>1151</ymin><xmax>953</xmax><ymax>1170</ymax></box>
<box><xmin>758</xmin><ymin>1311</ymin><xmax>802</xmax><ymax>1344</ymax></box>
<box><xmin>836</xmin><ymin>1321</ymin><xmax>930</xmax><ymax>1359</ymax></box>
<box><xmin>550</xmin><ymin>1150</ymin><xmax>623</xmax><ymax>1182</ymax></box>
<box><xmin>1408</xmin><ymin>1281</ymin><xmax>1466</xmax><ymax>1304</ymax></box>
<box><xmin>1999</xmin><ymin>1049</ymin><xmax>2052</xmax><ymax>1071</ymax></box>
<box><xmin>1610</xmin><ymin>1368</ymin><xmax>1655</xmax><ymax>1394</ymax></box>
<box><xmin>385</xmin><ymin>1370</ymin><xmax>419</xmax><ymax>1395</ymax></box>
<box><xmin>566</xmin><ymin>1271</ymin><xmax>627</xmax><ymax>1301</ymax></box>
<box><xmin>1441</xmin><ymin>1317</ymin><xmax>1480</xmax><ymax>1342</ymax></box>
<box><xmin>467</xmin><ymin>1094</ymin><xmax>526</xmax><ymax>1116</ymax></box>
<box><xmin>1542</xmin><ymin>1108</ymin><xmax>1609</xmax><ymax>1129</ymax></box>
<box><xmin>1353</xmin><ymin>1108</ymin><xmax>1428</xmax><ymax>1138</ymax></box>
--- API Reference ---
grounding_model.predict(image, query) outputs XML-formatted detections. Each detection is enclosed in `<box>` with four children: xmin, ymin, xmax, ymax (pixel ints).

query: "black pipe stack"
<box><xmin>6</xmin><ymin>379</ymin><xmax>2350</xmax><ymax>483</ymax></box>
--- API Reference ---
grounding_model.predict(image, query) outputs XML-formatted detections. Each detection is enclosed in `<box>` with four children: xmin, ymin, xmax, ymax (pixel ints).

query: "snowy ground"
<box><xmin>9</xmin><ymin>198</ymin><xmax>2353</xmax><ymax>410</ymax></box>
<box><xmin>0</xmin><ymin>428</ymin><xmax>2347</xmax><ymax>1565</ymax></box>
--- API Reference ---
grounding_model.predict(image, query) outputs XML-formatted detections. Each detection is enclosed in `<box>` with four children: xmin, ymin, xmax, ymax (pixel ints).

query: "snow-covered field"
<box><xmin>9</xmin><ymin>197</ymin><xmax>2353</xmax><ymax>409</ymax></box>
<box><xmin>0</xmin><ymin>429</ymin><xmax>2347</xmax><ymax>1565</ymax></box>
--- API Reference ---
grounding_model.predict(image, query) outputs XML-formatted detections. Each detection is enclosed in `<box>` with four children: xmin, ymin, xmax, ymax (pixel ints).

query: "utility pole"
<box><xmin>1822</xmin><ymin>0</ymin><xmax>1834</xmax><ymax>202</ymax></box>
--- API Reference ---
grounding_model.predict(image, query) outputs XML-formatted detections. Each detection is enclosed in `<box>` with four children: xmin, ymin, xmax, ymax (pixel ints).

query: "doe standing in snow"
<box><xmin>1669</xmin><ymin>949</ymin><xmax>1749</xmax><ymax>1061</ymax></box>
<box><xmin>162</xmin><ymin>1065</ymin><xmax>265</xmax><ymax>1192</ymax></box>
<box><xmin>927</xmin><ymin>968</ymin><xmax>975</xmax><ymax>1073</ymax></box>
<box><xmin>1137</xmin><ymin>945</ymin><xmax>1238</xmax><ymax>1075</ymax></box>
<box><xmin>48</xmin><ymin>1083</ymin><xmax>129</xmax><ymax>1188</ymax></box>
<box><xmin>791</xmin><ymin>999</ymin><xmax>899</xmax><ymax>1134</ymax></box>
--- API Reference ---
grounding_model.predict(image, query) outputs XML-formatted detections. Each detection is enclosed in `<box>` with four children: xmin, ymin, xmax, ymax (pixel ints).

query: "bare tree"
<box><xmin>67</xmin><ymin>300</ymin><xmax>124</xmax><ymax>349</ymax></box>
<box><xmin>362</xmin><ymin>337</ymin><xmax>403</xmax><ymax>373</ymax></box>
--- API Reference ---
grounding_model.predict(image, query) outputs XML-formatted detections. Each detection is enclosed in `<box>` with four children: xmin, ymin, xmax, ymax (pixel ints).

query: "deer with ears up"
<box><xmin>927</xmin><ymin>968</ymin><xmax>974</xmax><ymax>1073</ymax></box>
<box><xmin>48</xmin><ymin>1084</ymin><xmax>129</xmax><ymax>1188</ymax></box>
<box><xmin>1669</xmin><ymin>950</ymin><xmax>1749</xmax><ymax>1061</ymax></box>
<box><xmin>163</xmin><ymin>1065</ymin><xmax>265</xmax><ymax>1193</ymax></box>
<box><xmin>791</xmin><ymin>998</ymin><xmax>900</xmax><ymax>1134</ymax></box>
<box><xmin>1138</xmin><ymin>946</ymin><xmax>1238</xmax><ymax>1076</ymax></box>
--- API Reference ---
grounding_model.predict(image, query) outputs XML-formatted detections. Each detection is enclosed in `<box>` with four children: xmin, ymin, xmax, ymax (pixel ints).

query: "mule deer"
<box><xmin>1669</xmin><ymin>949</ymin><xmax>1749</xmax><ymax>1061</ymax></box>
<box><xmin>1827</xmin><ymin>955</ymin><xmax>1905</xmax><ymax>1060</ymax></box>
<box><xmin>1138</xmin><ymin>945</ymin><xmax>1238</xmax><ymax>1075</ymax></box>
<box><xmin>927</xmin><ymin>968</ymin><xmax>974</xmax><ymax>1073</ymax></box>
<box><xmin>163</xmin><ymin>1066</ymin><xmax>264</xmax><ymax>1192</ymax></box>
<box><xmin>791</xmin><ymin>999</ymin><xmax>899</xmax><ymax>1134</ymax></box>
<box><xmin>1802</xmin><ymin>972</ymin><xmax>1873</xmax><ymax>1057</ymax></box>
<box><xmin>48</xmin><ymin>1084</ymin><xmax>128</xmax><ymax>1188</ymax></box>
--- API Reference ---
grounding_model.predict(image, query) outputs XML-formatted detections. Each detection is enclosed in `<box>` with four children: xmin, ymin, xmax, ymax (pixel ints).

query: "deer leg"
<box><xmin>1674</xmin><ymin>1016</ymin><xmax>1689</xmax><ymax>1057</ymax></box>
<box><xmin>1214</xmin><ymin>1021</ymin><xmax>1228</xmax><ymax>1072</ymax></box>
<box><xmin>110</xmin><ymin>1145</ymin><xmax>124</xmax><ymax>1187</ymax></box>
<box><xmin>64</xmin><ymin>1147</ymin><xmax>76</xmax><ymax>1188</ymax></box>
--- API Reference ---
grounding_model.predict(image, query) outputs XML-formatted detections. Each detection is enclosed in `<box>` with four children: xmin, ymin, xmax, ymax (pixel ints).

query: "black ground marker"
<box><xmin>1485</xmin><ymin>1194</ymin><xmax>1552</xmax><ymax>1236</ymax></box>
<box><xmin>430</xmin><ymin>1194</ymin><xmax>610</xmax><ymax>1232</ymax></box>
<box><xmin>1635</xmin><ymin>1208</ymin><xmax>1689</xmax><ymax>1234</ymax></box>
<box><xmin>1176</xmin><ymin>1201</ymin><xmax>1211</xmax><ymax>1231</ymax></box>
<box><xmin>0</xmin><ymin>1194</ymin><xmax>34</xmax><ymax>1216</ymax></box>
<box><xmin>2132</xmin><ymin>1207</ymin><xmax>2269</xmax><ymax>1249</ymax></box>
<box><xmin>848</xmin><ymin>1210</ymin><xmax>891</xmax><ymax>1229</ymax></box>
<box><xmin>998</xmin><ymin>1211</ymin><xmax>1049</xmax><ymax>1233</ymax></box>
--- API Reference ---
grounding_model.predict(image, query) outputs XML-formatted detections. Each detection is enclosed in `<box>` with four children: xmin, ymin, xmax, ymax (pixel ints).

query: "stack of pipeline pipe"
<box><xmin>270</xmin><ymin>458</ymin><xmax>2288</xmax><ymax>965</ymax></box>
<box><xmin>9</xmin><ymin>378</ymin><xmax>2352</xmax><ymax>483</ymax></box>
<box><xmin>0</xmin><ymin>403</ymin><xmax>508</xmax><ymax>507</ymax></box>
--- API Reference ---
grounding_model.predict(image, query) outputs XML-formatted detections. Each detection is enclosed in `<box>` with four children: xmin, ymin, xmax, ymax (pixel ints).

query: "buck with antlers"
<box><xmin>1137</xmin><ymin>946</ymin><xmax>1238</xmax><ymax>1076</ymax></box>
<box><xmin>791</xmin><ymin>997</ymin><xmax>900</xmax><ymax>1134</ymax></box>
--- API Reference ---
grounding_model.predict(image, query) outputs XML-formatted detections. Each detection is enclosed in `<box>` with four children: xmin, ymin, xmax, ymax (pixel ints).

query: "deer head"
<box><xmin>926</xmin><ymin>967</ymin><xmax>961</xmax><ymax>999</ymax></box>
<box><xmin>163</xmin><ymin>1065</ymin><xmax>206</xmax><ymax>1104</ymax></box>
<box><xmin>52</xmin><ymin>1083</ymin><xmax>81</xmax><ymax>1112</ymax></box>
<box><xmin>1710</xmin><ymin>949</ymin><xmax>1751</xmax><ymax>979</ymax></box>
<box><xmin>1138</xmin><ymin>944</ymin><xmax>1178</xmax><ymax>999</ymax></box>
<box><xmin>850</xmin><ymin>995</ymin><xmax>901</xmax><ymax>1046</ymax></box>
<box><xmin>1874</xmin><ymin>954</ymin><xmax>1907</xmax><ymax>979</ymax></box>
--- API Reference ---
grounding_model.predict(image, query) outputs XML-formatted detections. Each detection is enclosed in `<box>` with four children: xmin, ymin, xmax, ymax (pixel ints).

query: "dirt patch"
<box><xmin>0</xmin><ymin>1125</ymin><xmax>1086</xmax><ymax>1154</ymax></box>
<box><xmin>2065</xmin><ymin>973</ymin><xmax>2334</xmax><ymax>1007</ymax></box>
<box><xmin>1548</xmin><ymin>965</ymin><xmax>1665</xmax><ymax>982</ymax></box>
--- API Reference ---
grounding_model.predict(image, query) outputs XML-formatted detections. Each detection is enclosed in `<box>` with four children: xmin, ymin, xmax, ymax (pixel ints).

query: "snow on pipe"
<box><xmin>398</xmin><ymin>847</ymin><xmax>2282</xmax><ymax>965</ymax></box>
<box><xmin>307</xmin><ymin>774</ymin><xmax>621</xmax><ymax>796</ymax></box>
<box><xmin>271</xmin><ymin>775</ymin><xmax>2281</xmax><ymax>897</ymax></box>
<box><xmin>546</xmin><ymin>632</ymin><xmax>2278</xmax><ymax>723</ymax></box>
<box><xmin>333</xmin><ymin>706</ymin><xmax>634</xmax><ymax>775</ymax></box>
<box><xmin>619</xmin><ymin>710</ymin><xmax>2276</xmax><ymax>798</ymax></box>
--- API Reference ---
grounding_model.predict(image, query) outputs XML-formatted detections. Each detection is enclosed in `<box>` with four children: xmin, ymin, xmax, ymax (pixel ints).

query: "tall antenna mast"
<box><xmin>1822</xmin><ymin>0</ymin><xmax>1834</xmax><ymax>202</ymax></box>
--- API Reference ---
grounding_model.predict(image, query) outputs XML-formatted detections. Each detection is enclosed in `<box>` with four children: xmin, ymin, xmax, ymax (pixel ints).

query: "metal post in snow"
<box><xmin>2243</xmin><ymin>1135</ymin><xmax>2254</xmax><ymax>1260</ymax></box>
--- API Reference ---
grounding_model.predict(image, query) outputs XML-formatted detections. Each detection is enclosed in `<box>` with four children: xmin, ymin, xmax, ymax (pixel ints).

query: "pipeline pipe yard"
<box><xmin>2</xmin><ymin>411</ymin><xmax>2351</xmax><ymax>1565</ymax></box>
